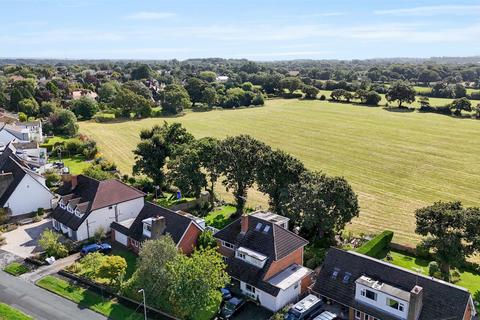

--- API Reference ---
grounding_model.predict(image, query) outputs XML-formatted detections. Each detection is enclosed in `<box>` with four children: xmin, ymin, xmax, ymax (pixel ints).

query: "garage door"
<box><xmin>114</xmin><ymin>230</ymin><xmax>128</xmax><ymax>246</ymax></box>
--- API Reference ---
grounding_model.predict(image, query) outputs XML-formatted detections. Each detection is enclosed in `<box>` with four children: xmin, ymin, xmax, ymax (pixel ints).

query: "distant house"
<box><xmin>214</xmin><ymin>211</ymin><xmax>313</xmax><ymax>312</ymax></box>
<box><xmin>11</xmin><ymin>141</ymin><xmax>47</xmax><ymax>167</ymax></box>
<box><xmin>51</xmin><ymin>175</ymin><xmax>146</xmax><ymax>241</ymax></box>
<box><xmin>311</xmin><ymin>248</ymin><xmax>476</xmax><ymax>320</ymax></box>
<box><xmin>71</xmin><ymin>89</ymin><xmax>98</xmax><ymax>100</ymax></box>
<box><xmin>0</xmin><ymin>143</ymin><xmax>53</xmax><ymax>217</ymax></box>
<box><xmin>110</xmin><ymin>202</ymin><xmax>204</xmax><ymax>255</ymax></box>
<box><xmin>0</xmin><ymin>120</ymin><xmax>43</xmax><ymax>146</ymax></box>
<box><xmin>216</xmin><ymin>75</ymin><xmax>229</xmax><ymax>83</ymax></box>
<box><xmin>287</xmin><ymin>71</ymin><xmax>300</xmax><ymax>77</ymax></box>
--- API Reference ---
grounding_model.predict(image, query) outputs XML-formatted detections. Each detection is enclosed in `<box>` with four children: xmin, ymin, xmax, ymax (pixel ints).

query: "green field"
<box><xmin>80</xmin><ymin>99</ymin><xmax>480</xmax><ymax>245</ymax></box>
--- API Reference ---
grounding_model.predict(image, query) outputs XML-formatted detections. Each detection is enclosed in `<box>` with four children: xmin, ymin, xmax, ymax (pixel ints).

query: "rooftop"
<box><xmin>250</xmin><ymin>210</ymin><xmax>289</xmax><ymax>226</ymax></box>
<box><xmin>267</xmin><ymin>264</ymin><xmax>311</xmax><ymax>290</ymax></box>
<box><xmin>356</xmin><ymin>275</ymin><xmax>410</xmax><ymax>302</ymax></box>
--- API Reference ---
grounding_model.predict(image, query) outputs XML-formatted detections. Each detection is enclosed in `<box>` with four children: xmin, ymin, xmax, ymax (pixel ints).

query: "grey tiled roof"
<box><xmin>312</xmin><ymin>248</ymin><xmax>472</xmax><ymax>320</ymax></box>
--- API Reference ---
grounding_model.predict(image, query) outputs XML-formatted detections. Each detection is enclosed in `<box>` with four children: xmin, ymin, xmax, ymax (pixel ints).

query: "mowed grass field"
<box><xmin>80</xmin><ymin>99</ymin><xmax>480</xmax><ymax>245</ymax></box>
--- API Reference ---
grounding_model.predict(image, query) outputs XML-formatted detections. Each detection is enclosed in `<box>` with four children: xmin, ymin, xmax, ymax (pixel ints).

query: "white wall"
<box><xmin>355</xmin><ymin>283</ymin><xmax>409</xmax><ymax>319</ymax></box>
<box><xmin>239</xmin><ymin>281</ymin><xmax>282</xmax><ymax>312</ymax></box>
<box><xmin>75</xmin><ymin>197</ymin><xmax>144</xmax><ymax>241</ymax></box>
<box><xmin>275</xmin><ymin>281</ymin><xmax>301</xmax><ymax>311</ymax></box>
<box><xmin>5</xmin><ymin>174</ymin><xmax>53</xmax><ymax>216</ymax></box>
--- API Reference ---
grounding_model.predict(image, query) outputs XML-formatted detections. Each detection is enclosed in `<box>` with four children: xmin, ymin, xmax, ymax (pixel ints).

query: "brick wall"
<box><xmin>178</xmin><ymin>223</ymin><xmax>202</xmax><ymax>255</ymax></box>
<box><xmin>263</xmin><ymin>247</ymin><xmax>304</xmax><ymax>280</ymax></box>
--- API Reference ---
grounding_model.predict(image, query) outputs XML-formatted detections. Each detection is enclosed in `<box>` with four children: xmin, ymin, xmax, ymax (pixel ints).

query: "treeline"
<box><xmin>132</xmin><ymin>122</ymin><xmax>359</xmax><ymax>245</ymax></box>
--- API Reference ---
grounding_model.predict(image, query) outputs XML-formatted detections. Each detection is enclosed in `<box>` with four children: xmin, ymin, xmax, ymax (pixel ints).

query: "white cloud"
<box><xmin>126</xmin><ymin>11</ymin><xmax>176</xmax><ymax>20</ymax></box>
<box><xmin>375</xmin><ymin>5</ymin><xmax>480</xmax><ymax>16</ymax></box>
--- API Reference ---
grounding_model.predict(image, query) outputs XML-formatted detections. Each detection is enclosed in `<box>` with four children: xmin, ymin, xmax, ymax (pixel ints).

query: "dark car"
<box><xmin>80</xmin><ymin>243</ymin><xmax>112</xmax><ymax>256</ymax></box>
<box><xmin>220</xmin><ymin>297</ymin><xmax>245</xmax><ymax>319</ymax></box>
<box><xmin>221</xmin><ymin>288</ymin><xmax>232</xmax><ymax>300</ymax></box>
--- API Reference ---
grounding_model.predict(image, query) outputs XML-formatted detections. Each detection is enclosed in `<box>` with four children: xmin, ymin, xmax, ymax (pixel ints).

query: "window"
<box><xmin>237</xmin><ymin>252</ymin><xmax>246</xmax><ymax>259</ymax></box>
<box><xmin>361</xmin><ymin>289</ymin><xmax>377</xmax><ymax>301</ymax></box>
<box><xmin>108</xmin><ymin>205</ymin><xmax>113</xmax><ymax>209</ymax></box>
<box><xmin>255</xmin><ymin>223</ymin><xmax>262</xmax><ymax>230</ymax></box>
<box><xmin>355</xmin><ymin>310</ymin><xmax>361</xmax><ymax>320</ymax></box>
<box><xmin>222</xmin><ymin>241</ymin><xmax>234</xmax><ymax>249</ymax></box>
<box><xmin>245</xmin><ymin>284</ymin><xmax>255</xmax><ymax>293</ymax></box>
<box><xmin>263</xmin><ymin>225</ymin><xmax>270</xmax><ymax>233</ymax></box>
<box><xmin>343</xmin><ymin>272</ymin><xmax>352</xmax><ymax>283</ymax></box>
<box><xmin>145</xmin><ymin>224</ymin><xmax>151</xmax><ymax>232</ymax></box>
<box><xmin>387</xmin><ymin>298</ymin><xmax>404</xmax><ymax>311</ymax></box>
<box><xmin>331</xmin><ymin>268</ymin><xmax>340</xmax><ymax>279</ymax></box>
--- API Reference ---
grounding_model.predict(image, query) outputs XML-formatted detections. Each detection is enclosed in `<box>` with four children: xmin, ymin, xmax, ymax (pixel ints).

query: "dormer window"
<box><xmin>60</xmin><ymin>202</ymin><xmax>66</xmax><ymax>209</ymax></box>
<box><xmin>67</xmin><ymin>205</ymin><xmax>74</xmax><ymax>213</ymax></box>
<box><xmin>387</xmin><ymin>298</ymin><xmax>404</xmax><ymax>311</ymax></box>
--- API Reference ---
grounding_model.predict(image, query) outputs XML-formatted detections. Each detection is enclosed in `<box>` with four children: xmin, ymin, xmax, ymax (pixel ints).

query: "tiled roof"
<box><xmin>52</xmin><ymin>175</ymin><xmax>145</xmax><ymax>230</ymax></box>
<box><xmin>111</xmin><ymin>201</ymin><xmax>199</xmax><ymax>244</ymax></box>
<box><xmin>312</xmin><ymin>248</ymin><xmax>472</xmax><ymax>320</ymax></box>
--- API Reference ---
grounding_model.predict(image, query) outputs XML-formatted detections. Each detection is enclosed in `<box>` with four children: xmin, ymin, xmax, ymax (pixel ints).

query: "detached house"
<box><xmin>111</xmin><ymin>202</ymin><xmax>204</xmax><ymax>255</ymax></box>
<box><xmin>0</xmin><ymin>143</ymin><xmax>53</xmax><ymax>217</ymax></box>
<box><xmin>214</xmin><ymin>211</ymin><xmax>313</xmax><ymax>312</ymax></box>
<box><xmin>51</xmin><ymin>175</ymin><xmax>146</xmax><ymax>241</ymax></box>
<box><xmin>312</xmin><ymin>248</ymin><xmax>476</xmax><ymax>320</ymax></box>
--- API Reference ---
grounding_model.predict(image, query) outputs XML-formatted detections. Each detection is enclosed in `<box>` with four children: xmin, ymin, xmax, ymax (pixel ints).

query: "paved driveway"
<box><xmin>1</xmin><ymin>218</ymin><xmax>52</xmax><ymax>258</ymax></box>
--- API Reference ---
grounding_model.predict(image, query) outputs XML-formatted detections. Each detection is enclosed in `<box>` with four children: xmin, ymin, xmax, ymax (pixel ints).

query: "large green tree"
<box><xmin>114</xmin><ymin>88</ymin><xmax>153</xmax><ymax>118</ymax></box>
<box><xmin>217</xmin><ymin>135</ymin><xmax>268</xmax><ymax>216</ymax></box>
<box><xmin>162</xmin><ymin>84</ymin><xmax>191</xmax><ymax>115</ymax></box>
<box><xmin>450</xmin><ymin>97</ymin><xmax>472</xmax><ymax>116</ymax></box>
<box><xmin>256</xmin><ymin>149</ymin><xmax>305</xmax><ymax>215</ymax></box>
<box><xmin>415</xmin><ymin>201</ymin><xmax>480</xmax><ymax>279</ymax></box>
<box><xmin>166</xmin><ymin>248</ymin><xmax>229</xmax><ymax>319</ymax></box>
<box><xmin>133</xmin><ymin>122</ymin><xmax>194</xmax><ymax>190</ymax></box>
<box><xmin>286</xmin><ymin>171</ymin><xmax>359</xmax><ymax>243</ymax></box>
<box><xmin>386</xmin><ymin>81</ymin><xmax>416</xmax><ymax>108</ymax></box>
<box><xmin>47</xmin><ymin>109</ymin><xmax>78</xmax><ymax>137</ymax></box>
<box><xmin>71</xmin><ymin>96</ymin><xmax>98</xmax><ymax>120</ymax></box>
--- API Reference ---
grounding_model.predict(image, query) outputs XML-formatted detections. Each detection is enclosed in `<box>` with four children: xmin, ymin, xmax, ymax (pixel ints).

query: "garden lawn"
<box><xmin>50</xmin><ymin>154</ymin><xmax>91</xmax><ymax>174</ymax></box>
<box><xmin>110</xmin><ymin>248</ymin><xmax>137</xmax><ymax>280</ymax></box>
<box><xmin>384</xmin><ymin>250</ymin><xmax>480</xmax><ymax>308</ymax></box>
<box><xmin>80</xmin><ymin>98</ymin><xmax>480</xmax><ymax>245</ymax></box>
<box><xmin>37</xmin><ymin>275</ymin><xmax>145</xmax><ymax>320</ymax></box>
<box><xmin>3</xmin><ymin>262</ymin><xmax>29</xmax><ymax>276</ymax></box>
<box><xmin>205</xmin><ymin>205</ymin><xmax>237</xmax><ymax>229</ymax></box>
<box><xmin>0</xmin><ymin>303</ymin><xmax>32</xmax><ymax>320</ymax></box>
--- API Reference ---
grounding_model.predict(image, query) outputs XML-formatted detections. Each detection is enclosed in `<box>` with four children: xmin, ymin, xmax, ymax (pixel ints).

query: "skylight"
<box><xmin>255</xmin><ymin>223</ymin><xmax>262</xmax><ymax>230</ymax></box>
<box><xmin>264</xmin><ymin>225</ymin><xmax>271</xmax><ymax>233</ymax></box>
<box><xmin>331</xmin><ymin>268</ymin><xmax>340</xmax><ymax>279</ymax></box>
<box><xmin>343</xmin><ymin>272</ymin><xmax>352</xmax><ymax>284</ymax></box>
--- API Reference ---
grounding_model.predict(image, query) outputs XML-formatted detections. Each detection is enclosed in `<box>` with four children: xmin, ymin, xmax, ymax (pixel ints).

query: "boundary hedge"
<box><xmin>356</xmin><ymin>230</ymin><xmax>394</xmax><ymax>258</ymax></box>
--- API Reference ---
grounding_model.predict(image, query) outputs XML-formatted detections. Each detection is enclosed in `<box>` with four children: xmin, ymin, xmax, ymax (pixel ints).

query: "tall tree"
<box><xmin>162</xmin><ymin>84</ymin><xmax>191</xmax><ymax>115</ymax></box>
<box><xmin>256</xmin><ymin>149</ymin><xmax>305</xmax><ymax>215</ymax></box>
<box><xmin>131</xmin><ymin>64</ymin><xmax>153</xmax><ymax>80</ymax></box>
<box><xmin>415</xmin><ymin>201</ymin><xmax>480</xmax><ymax>279</ymax></box>
<box><xmin>166</xmin><ymin>248</ymin><xmax>229</xmax><ymax>319</ymax></box>
<box><xmin>386</xmin><ymin>81</ymin><xmax>416</xmax><ymax>108</ymax></box>
<box><xmin>450</xmin><ymin>97</ymin><xmax>472</xmax><ymax>116</ymax></box>
<box><xmin>185</xmin><ymin>77</ymin><xmax>206</xmax><ymax>107</ymax></box>
<box><xmin>133</xmin><ymin>122</ymin><xmax>194</xmax><ymax>190</ymax></box>
<box><xmin>286</xmin><ymin>171</ymin><xmax>359</xmax><ymax>243</ymax></box>
<box><xmin>71</xmin><ymin>96</ymin><xmax>98</xmax><ymax>120</ymax></box>
<box><xmin>217</xmin><ymin>135</ymin><xmax>268</xmax><ymax>216</ymax></box>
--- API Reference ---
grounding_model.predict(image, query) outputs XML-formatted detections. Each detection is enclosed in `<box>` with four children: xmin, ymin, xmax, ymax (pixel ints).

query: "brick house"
<box><xmin>311</xmin><ymin>248</ymin><xmax>476</xmax><ymax>320</ymax></box>
<box><xmin>110</xmin><ymin>202</ymin><xmax>205</xmax><ymax>255</ymax></box>
<box><xmin>214</xmin><ymin>210</ymin><xmax>313</xmax><ymax>312</ymax></box>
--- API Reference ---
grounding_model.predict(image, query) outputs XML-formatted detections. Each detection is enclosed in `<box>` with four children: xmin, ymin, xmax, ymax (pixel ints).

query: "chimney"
<box><xmin>71</xmin><ymin>175</ymin><xmax>78</xmax><ymax>189</ymax></box>
<box><xmin>240</xmin><ymin>213</ymin><xmax>249</xmax><ymax>234</ymax></box>
<box><xmin>151</xmin><ymin>216</ymin><xmax>166</xmax><ymax>239</ymax></box>
<box><xmin>407</xmin><ymin>285</ymin><xmax>423</xmax><ymax>320</ymax></box>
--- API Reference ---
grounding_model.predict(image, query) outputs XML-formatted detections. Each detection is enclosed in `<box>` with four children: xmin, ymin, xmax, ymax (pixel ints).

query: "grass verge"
<box><xmin>0</xmin><ymin>303</ymin><xmax>32</xmax><ymax>320</ymax></box>
<box><xmin>37</xmin><ymin>275</ymin><xmax>145</xmax><ymax>320</ymax></box>
<box><xmin>3</xmin><ymin>262</ymin><xmax>30</xmax><ymax>276</ymax></box>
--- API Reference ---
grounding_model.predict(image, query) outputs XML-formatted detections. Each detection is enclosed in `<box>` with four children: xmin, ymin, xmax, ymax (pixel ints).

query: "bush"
<box><xmin>38</xmin><ymin>230</ymin><xmax>68</xmax><ymax>258</ymax></box>
<box><xmin>93</xmin><ymin>113</ymin><xmax>116</xmax><ymax>123</ymax></box>
<box><xmin>319</xmin><ymin>94</ymin><xmax>326</xmax><ymax>101</ymax></box>
<box><xmin>356</xmin><ymin>230</ymin><xmax>394</xmax><ymax>258</ymax></box>
<box><xmin>45</xmin><ymin>171</ymin><xmax>60</xmax><ymax>188</ymax></box>
<box><xmin>428</xmin><ymin>261</ymin><xmax>439</xmax><ymax>276</ymax></box>
<box><xmin>197</xmin><ymin>230</ymin><xmax>217</xmax><ymax>249</ymax></box>
<box><xmin>18</xmin><ymin>112</ymin><xmax>28</xmax><ymax>122</ymax></box>
<box><xmin>450</xmin><ymin>269</ymin><xmax>461</xmax><ymax>283</ymax></box>
<box><xmin>93</xmin><ymin>227</ymin><xmax>105</xmax><ymax>243</ymax></box>
<box><xmin>0</xmin><ymin>208</ymin><xmax>9</xmax><ymax>225</ymax></box>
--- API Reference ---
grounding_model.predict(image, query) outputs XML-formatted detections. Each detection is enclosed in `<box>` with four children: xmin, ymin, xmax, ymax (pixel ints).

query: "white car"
<box><xmin>313</xmin><ymin>311</ymin><xmax>338</xmax><ymax>320</ymax></box>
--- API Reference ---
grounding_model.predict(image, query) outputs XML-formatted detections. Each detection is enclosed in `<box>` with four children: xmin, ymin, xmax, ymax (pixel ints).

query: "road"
<box><xmin>0</xmin><ymin>270</ymin><xmax>106</xmax><ymax>320</ymax></box>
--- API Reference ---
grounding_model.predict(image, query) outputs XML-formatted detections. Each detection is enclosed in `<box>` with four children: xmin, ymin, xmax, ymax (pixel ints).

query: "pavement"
<box><xmin>1</xmin><ymin>219</ymin><xmax>52</xmax><ymax>258</ymax></box>
<box><xmin>20</xmin><ymin>252</ymin><xmax>81</xmax><ymax>283</ymax></box>
<box><xmin>0</xmin><ymin>270</ymin><xmax>106</xmax><ymax>320</ymax></box>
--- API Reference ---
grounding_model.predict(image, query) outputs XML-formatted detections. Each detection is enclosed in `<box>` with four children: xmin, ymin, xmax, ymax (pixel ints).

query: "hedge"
<box><xmin>356</xmin><ymin>230</ymin><xmax>394</xmax><ymax>258</ymax></box>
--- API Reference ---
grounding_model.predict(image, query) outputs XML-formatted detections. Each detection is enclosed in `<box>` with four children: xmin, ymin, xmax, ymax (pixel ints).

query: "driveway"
<box><xmin>0</xmin><ymin>270</ymin><xmax>106</xmax><ymax>320</ymax></box>
<box><xmin>1</xmin><ymin>218</ymin><xmax>52</xmax><ymax>258</ymax></box>
<box><xmin>231</xmin><ymin>301</ymin><xmax>273</xmax><ymax>320</ymax></box>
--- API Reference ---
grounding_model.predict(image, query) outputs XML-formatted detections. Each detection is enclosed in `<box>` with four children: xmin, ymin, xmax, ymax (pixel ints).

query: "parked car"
<box><xmin>221</xmin><ymin>288</ymin><xmax>232</xmax><ymax>300</ymax></box>
<box><xmin>220</xmin><ymin>297</ymin><xmax>245</xmax><ymax>319</ymax></box>
<box><xmin>285</xmin><ymin>294</ymin><xmax>323</xmax><ymax>320</ymax></box>
<box><xmin>80</xmin><ymin>243</ymin><xmax>112</xmax><ymax>256</ymax></box>
<box><xmin>313</xmin><ymin>311</ymin><xmax>338</xmax><ymax>320</ymax></box>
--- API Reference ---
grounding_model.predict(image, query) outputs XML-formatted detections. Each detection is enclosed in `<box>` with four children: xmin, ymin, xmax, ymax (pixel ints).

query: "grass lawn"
<box><xmin>80</xmin><ymin>98</ymin><xmax>480</xmax><ymax>245</ymax></box>
<box><xmin>37</xmin><ymin>275</ymin><xmax>145</xmax><ymax>320</ymax></box>
<box><xmin>110</xmin><ymin>248</ymin><xmax>137</xmax><ymax>280</ymax></box>
<box><xmin>0</xmin><ymin>303</ymin><xmax>32</xmax><ymax>320</ymax></box>
<box><xmin>3</xmin><ymin>262</ymin><xmax>30</xmax><ymax>276</ymax></box>
<box><xmin>382</xmin><ymin>250</ymin><xmax>480</xmax><ymax>306</ymax></box>
<box><xmin>50</xmin><ymin>154</ymin><xmax>91</xmax><ymax>174</ymax></box>
<box><xmin>205</xmin><ymin>205</ymin><xmax>237</xmax><ymax>229</ymax></box>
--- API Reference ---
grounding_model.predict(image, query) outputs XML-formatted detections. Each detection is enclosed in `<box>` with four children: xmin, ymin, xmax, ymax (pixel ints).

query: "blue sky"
<box><xmin>1</xmin><ymin>0</ymin><xmax>479</xmax><ymax>60</ymax></box>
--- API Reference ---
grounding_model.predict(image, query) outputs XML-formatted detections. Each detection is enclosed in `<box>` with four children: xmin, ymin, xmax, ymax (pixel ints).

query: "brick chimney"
<box><xmin>151</xmin><ymin>216</ymin><xmax>166</xmax><ymax>239</ymax></box>
<box><xmin>240</xmin><ymin>213</ymin><xmax>249</xmax><ymax>234</ymax></box>
<box><xmin>407</xmin><ymin>285</ymin><xmax>423</xmax><ymax>320</ymax></box>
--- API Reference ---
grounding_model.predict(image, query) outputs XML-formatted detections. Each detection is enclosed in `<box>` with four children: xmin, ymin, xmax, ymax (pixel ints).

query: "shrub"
<box><xmin>45</xmin><ymin>171</ymin><xmax>60</xmax><ymax>188</ymax></box>
<box><xmin>450</xmin><ymin>269</ymin><xmax>461</xmax><ymax>283</ymax></box>
<box><xmin>356</xmin><ymin>230</ymin><xmax>394</xmax><ymax>258</ymax></box>
<box><xmin>197</xmin><ymin>230</ymin><xmax>217</xmax><ymax>249</ymax></box>
<box><xmin>18</xmin><ymin>112</ymin><xmax>28</xmax><ymax>122</ymax></box>
<box><xmin>428</xmin><ymin>261</ymin><xmax>439</xmax><ymax>276</ymax></box>
<box><xmin>38</xmin><ymin>229</ymin><xmax>68</xmax><ymax>258</ymax></box>
<box><xmin>93</xmin><ymin>227</ymin><xmax>105</xmax><ymax>243</ymax></box>
<box><xmin>319</xmin><ymin>94</ymin><xmax>326</xmax><ymax>101</ymax></box>
<box><xmin>0</xmin><ymin>208</ymin><xmax>9</xmax><ymax>225</ymax></box>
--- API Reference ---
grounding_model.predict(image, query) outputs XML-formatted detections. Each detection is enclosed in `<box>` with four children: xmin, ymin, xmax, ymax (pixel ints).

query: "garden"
<box><xmin>0</xmin><ymin>302</ymin><xmax>32</xmax><ymax>320</ymax></box>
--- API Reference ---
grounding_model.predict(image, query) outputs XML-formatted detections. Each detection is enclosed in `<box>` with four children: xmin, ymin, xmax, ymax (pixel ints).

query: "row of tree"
<box><xmin>133</xmin><ymin>122</ymin><xmax>359</xmax><ymax>244</ymax></box>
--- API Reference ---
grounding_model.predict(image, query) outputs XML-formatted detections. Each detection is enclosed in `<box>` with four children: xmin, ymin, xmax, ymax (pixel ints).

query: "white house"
<box><xmin>51</xmin><ymin>175</ymin><xmax>146</xmax><ymax>241</ymax></box>
<box><xmin>0</xmin><ymin>144</ymin><xmax>54</xmax><ymax>217</ymax></box>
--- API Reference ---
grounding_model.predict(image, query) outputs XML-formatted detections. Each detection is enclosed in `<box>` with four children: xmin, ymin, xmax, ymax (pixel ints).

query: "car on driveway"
<box><xmin>80</xmin><ymin>243</ymin><xmax>112</xmax><ymax>256</ymax></box>
<box><xmin>221</xmin><ymin>288</ymin><xmax>232</xmax><ymax>300</ymax></box>
<box><xmin>220</xmin><ymin>297</ymin><xmax>245</xmax><ymax>319</ymax></box>
<box><xmin>313</xmin><ymin>311</ymin><xmax>338</xmax><ymax>320</ymax></box>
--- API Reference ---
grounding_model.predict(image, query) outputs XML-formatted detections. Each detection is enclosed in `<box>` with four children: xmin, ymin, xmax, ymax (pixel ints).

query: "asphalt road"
<box><xmin>0</xmin><ymin>270</ymin><xmax>106</xmax><ymax>320</ymax></box>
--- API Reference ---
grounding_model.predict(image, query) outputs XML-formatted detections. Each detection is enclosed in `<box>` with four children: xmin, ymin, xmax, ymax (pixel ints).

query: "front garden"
<box><xmin>3</xmin><ymin>262</ymin><xmax>30</xmax><ymax>276</ymax></box>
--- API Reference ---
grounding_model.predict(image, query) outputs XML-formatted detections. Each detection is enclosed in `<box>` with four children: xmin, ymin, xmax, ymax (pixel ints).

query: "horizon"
<box><xmin>1</xmin><ymin>0</ymin><xmax>480</xmax><ymax>60</ymax></box>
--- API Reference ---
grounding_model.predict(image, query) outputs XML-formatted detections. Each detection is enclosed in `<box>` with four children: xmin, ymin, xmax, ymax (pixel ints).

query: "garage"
<box><xmin>114</xmin><ymin>230</ymin><xmax>128</xmax><ymax>246</ymax></box>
